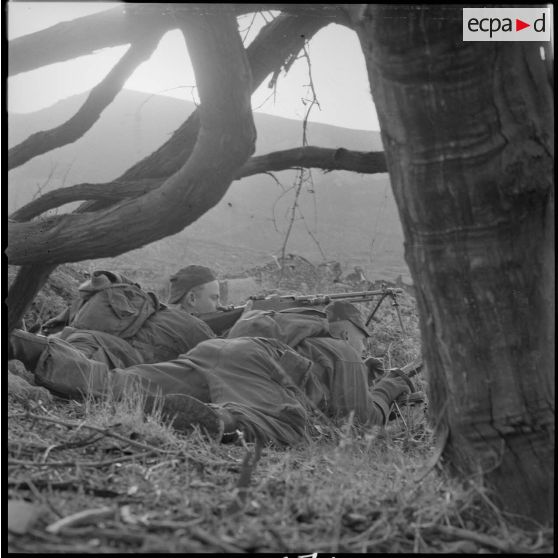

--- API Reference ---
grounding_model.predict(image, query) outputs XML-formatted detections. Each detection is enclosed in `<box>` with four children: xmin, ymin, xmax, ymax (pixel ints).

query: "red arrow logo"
<box><xmin>516</xmin><ymin>18</ymin><xmax>530</xmax><ymax>31</ymax></box>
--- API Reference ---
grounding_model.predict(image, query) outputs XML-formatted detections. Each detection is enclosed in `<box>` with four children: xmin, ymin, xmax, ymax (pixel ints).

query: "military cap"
<box><xmin>325</xmin><ymin>300</ymin><xmax>370</xmax><ymax>337</ymax></box>
<box><xmin>168</xmin><ymin>265</ymin><xmax>216</xmax><ymax>304</ymax></box>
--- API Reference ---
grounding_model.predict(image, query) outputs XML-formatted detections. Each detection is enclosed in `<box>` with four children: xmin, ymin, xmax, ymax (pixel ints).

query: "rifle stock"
<box><xmin>198</xmin><ymin>305</ymin><xmax>246</xmax><ymax>336</ymax></box>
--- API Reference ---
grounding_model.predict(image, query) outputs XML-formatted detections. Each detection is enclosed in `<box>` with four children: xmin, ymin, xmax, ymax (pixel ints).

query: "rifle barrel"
<box><xmin>323</xmin><ymin>289</ymin><xmax>403</xmax><ymax>299</ymax></box>
<box><xmin>249</xmin><ymin>289</ymin><xmax>402</xmax><ymax>303</ymax></box>
<box><xmin>203</xmin><ymin>287</ymin><xmax>405</xmax><ymax>334</ymax></box>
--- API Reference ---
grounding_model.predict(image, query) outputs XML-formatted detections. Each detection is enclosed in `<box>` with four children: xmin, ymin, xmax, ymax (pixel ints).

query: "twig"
<box><xmin>24</xmin><ymin>477</ymin><xmax>64</xmax><ymax>518</ymax></box>
<box><xmin>43</xmin><ymin>432</ymin><xmax>107</xmax><ymax>457</ymax></box>
<box><xmin>297</xmin><ymin>204</ymin><xmax>327</xmax><ymax>260</ymax></box>
<box><xmin>9</xmin><ymin>451</ymin><xmax>154</xmax><ymax>469</ymax></box>
<box><xmin>46</xmin><ymin>506</ymin><xmax>114</xmax><ymax>534</ymax></box>
<box><xmin>227</xmin><ymin>442</ymin><xmax>263</xmax><ymax>514</ymax></box>
<box><xmin>413</xmin><ymin>420</ymin><xmax>449</xmax><ymax>483</ymax></box>
<box><xmin>190</xmin><ymin>525</ymin><xmax>246</xmax><ymax>553</ymax></box>
<box><xmin>40</xmin><ymin>431</ymin><xmax>107</xmax><ymax>462</ymax></box>
<box><xmin>426</xmin><ymin>524</ymin><xmax>527</xmax><ymax>553</ymax></box>
<box><xmin>392</xmin><ymin>400</ymin><xmax>409</xmax><ymax>431</ymax></box>
<box><xmin>9</xmin><ymin>412</ymin><xmax>177</xmax><ymax>455</ymax></box>
<box><xmin>143</xmin><ymin>517</ymin><xmax>204</xmax><ymax>531</ymax></box>
<box><xmin>277</xmin><ymin>39</ymin><xmax>322</xmax><ymax>275</ymax></box>
<box><xmin>240</xmin><ymin>11</ymin><xmax>258</xmax><ymax>43</ymax></box>
<box><xmin>8</xmin><ymin>479</ymin><xmax>124</xmax><ymax>499</ymax></box>
<box><xmin>46</xmin><ymin>525</ymin><xmax>149</xmax><ymax>545</ymax></box>
<box><xmin>299</xmin><ymin>43</ymin><xmax>321</xmax><ymax>147</ymax></box>
<box><xmin>278</xmin><ymin>173</ymin><xmax>305</xmax><ymax>277</ymax></box>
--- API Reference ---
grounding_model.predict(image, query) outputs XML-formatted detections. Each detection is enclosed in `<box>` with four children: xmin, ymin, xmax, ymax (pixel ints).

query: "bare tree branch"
<box><xmin>7</xmin><ymin>11</ymin><xmax>330</xmax><ymax>332</ymax></box>
<box><xmin>276</xmin><ymin>39</ymin><xmax>321</xmax><ymax>269</ymax></box>
<box><xmin>8</xmin><ymin>5</ymin><xmax>173</xmax><ymax>77</ymax></box>
<box><xmin>8</xmin><ymin>4</ymin><xmax>343</xmax><ymax>78</ymax></box>
<box><xmin>118</xmin><ymin>12</ymin><xmax>330</xmax><ymax>183</ymax></box>
<box><xmin>7</xmin><ymin>7</ymin><xmax>256</xmax><ymax>266</ymax></box>
<box><xmin>241</xmin><ymin>147</ymin><xmax>387</xmax><ymax>177</ymax></box>
<box><xmin>8</xmin><ymin>33</ymin><xmax>164</xmax><ymax>170</ymax></box>
<box><xmin>233</xmin><ymin>4</ymin><xmax>349</xmax><ymax>22</ymax></box>
<box><xmin>279</xmin><ymin>170</ymin><xmax>306</xmax><ymax>269</ymax></box>
<box><xmin>10</xmin><ymin>148</ymin><xmax>387</xmax><ymax>221</ymax></box>
<box><xmin>9</xmin><ymin>179</ymin><xmax>159</xmax><ymax>222</ymax></box>
<box><xmin>9</xmin><ymin>13</ymin><xmax>327</xmax><ymax>221</ymax></box>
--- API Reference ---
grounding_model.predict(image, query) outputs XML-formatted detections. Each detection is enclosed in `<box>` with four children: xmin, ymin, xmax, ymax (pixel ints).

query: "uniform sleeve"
<box><xmin>367</xmin><ymin>373</ymin><xmax>414</xmax><ymax>425</ymax></box>
<box><xmin>367</xmin><ymin>392</ymin><xmax>390</xmax><ymax>425</ymax></box>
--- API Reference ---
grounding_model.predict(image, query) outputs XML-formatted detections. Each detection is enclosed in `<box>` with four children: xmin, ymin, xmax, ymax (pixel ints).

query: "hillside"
<box><xmin>8</xmin><ymin>89</ymin><xmax>409</xmax><ymax>283</ymax></box>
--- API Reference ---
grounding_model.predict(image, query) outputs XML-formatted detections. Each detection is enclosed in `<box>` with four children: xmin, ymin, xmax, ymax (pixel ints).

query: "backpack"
<box><xmin>69</xmin><ymin>270</ymin><xmax>159</xmax><ymax>339</ymax></box>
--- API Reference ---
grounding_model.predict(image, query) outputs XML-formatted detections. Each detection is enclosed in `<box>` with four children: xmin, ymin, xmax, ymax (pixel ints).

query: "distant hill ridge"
<box><xmin>8</xmin><ymin>88</ymin><xmax>409</xmax><ymax>283</ymax></box>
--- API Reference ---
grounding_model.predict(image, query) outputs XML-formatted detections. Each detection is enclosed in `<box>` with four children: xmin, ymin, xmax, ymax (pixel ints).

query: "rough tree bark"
<box><xmin>354</xmin><ymin>5</ymin><xmax>554</xmax><ymax>524</ymax></box>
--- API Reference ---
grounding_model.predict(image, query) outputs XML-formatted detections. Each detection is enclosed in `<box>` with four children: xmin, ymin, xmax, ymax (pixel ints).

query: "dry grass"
<box><xmin>7</xmin><ymin>385</ymin><xmax>552</xmax><ymax>553</ymax></box>
<box><xmin>7</xmin><ymin>275</ymin><xmax>553</xmax><ymax>553</ymax></box>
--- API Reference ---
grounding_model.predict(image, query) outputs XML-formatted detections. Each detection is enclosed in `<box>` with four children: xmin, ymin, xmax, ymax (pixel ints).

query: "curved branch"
<box><xmin>235</xmin><ymin>4</ymin><xmax>349</xmax><ymax>22</ymax></box>
<box><xmin>240</xmin><ymin>147</ymin><xmax>387</xmax><ymax>176</ymax></box>
<box><xmin>8</xmin><ymin>3</ymin><xmax>335</xmax><ymax>78</ymax></box>
<box><xmin>8</xmin><ymin>5</ymin><xmax>174</xmax><ymax>77</ymax></box>
<box><xmin>9</xmin><ymin>179</ymin><xmax>161</xmax><ymax>222</ymax></box>
<box><xmin>10</xmin><ymin>148</ymin><xmax>386</xmax><ymax>221</ymax></box>
<box><xmin>7</xmin><ymin>11</ymin><xmax>330</xmax><ymax>330</ymax></box>
<box><xmin>7</xmin><ymin>7</ymin><xmax>256</xmax><ymax>266</ymax></box>
<box><xmin>69</xmin><ymin>12</ymin><xmax>329</xmax><ymax>216</ymax></box>
<box><xmin>8</xmin><ymin>34</ymin><xmax>163</xmax><ymax>171</ymax></box>
<box><xmin>118</xmin><ymin>12</ymin><xmax>329</xmax><ymax>183</ymax></box>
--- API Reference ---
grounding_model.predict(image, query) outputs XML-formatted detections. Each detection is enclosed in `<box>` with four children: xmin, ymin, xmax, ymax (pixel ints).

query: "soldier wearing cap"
<box><xmin>14</xmin><ymin>292</ymin><xmax>415</xmax><ymax>446</ymax></box>
<box><xmin>168</xmin><ymin>265</ymin><xmax>221</xmax><ymax>315</ymax></box>
<box><xmin>325</xmin><ymin>300</ymin><xmax>371</xmax><ymax>357</ymax></box>
<box><xmin>8</xmin><ymin>268</ymin><xmax>216</xmax><ymax>393</ymax></box>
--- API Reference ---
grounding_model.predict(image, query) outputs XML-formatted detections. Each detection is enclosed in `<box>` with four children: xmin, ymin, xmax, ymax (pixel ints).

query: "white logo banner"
<box><xmin>463</xmin><ymin>7</ymin><xmax>552</xmax><ymax>41</ymax></box>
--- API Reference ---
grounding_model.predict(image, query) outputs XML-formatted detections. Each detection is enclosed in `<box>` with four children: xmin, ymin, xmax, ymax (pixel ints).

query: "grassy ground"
<box><xmin>7</xmin><ymin>395</ymin><xmax>552</xmax><ymax>553</ymax></box>
<box><xmin>7</xmin><ymin>276</ymin><xmax>553</xmax><ymax>553</ymax></box>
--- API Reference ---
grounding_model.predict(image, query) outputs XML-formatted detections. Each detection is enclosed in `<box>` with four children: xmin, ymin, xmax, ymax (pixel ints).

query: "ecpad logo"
<box><xmin>463</xmin><ymin>7</ymin><xmax>551</xmax><ymax>41</ymax></box>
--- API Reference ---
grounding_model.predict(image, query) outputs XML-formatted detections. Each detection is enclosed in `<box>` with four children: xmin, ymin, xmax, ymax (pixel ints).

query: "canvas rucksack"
<box><xmin>69</xmin><ymin>270</ymin><xmax>159</xmax><ymax>339</ymax></box>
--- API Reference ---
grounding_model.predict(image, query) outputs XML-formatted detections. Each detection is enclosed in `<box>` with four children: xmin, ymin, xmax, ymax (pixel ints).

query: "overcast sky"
<box><xmin>7</xmin><ymin>2</ymin><xmax>380</xmax><ymax>131</ymax></box>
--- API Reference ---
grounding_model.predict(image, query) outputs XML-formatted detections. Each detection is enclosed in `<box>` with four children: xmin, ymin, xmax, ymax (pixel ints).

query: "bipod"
<box><xmin>365</xmin><ymin>283</ymin><xmax>407</xmax><ymax>336</ymax></box>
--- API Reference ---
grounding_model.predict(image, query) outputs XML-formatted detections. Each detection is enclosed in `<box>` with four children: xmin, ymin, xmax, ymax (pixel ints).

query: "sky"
<box><xmin>6</xmin><ymin>2</ymin><xmax>380</xmax><ymax>131</ymax></box>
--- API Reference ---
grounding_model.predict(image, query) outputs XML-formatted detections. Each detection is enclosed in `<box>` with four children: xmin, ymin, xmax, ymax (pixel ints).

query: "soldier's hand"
<box><xmin>364</xmin><ymin>356</ymin><xmax>384</xmax><ymax>385</ymax></box>
<box><xmin>385</xmin><ymin>368</ymin><xmax>416</xmax><ymax>394</ymax></box>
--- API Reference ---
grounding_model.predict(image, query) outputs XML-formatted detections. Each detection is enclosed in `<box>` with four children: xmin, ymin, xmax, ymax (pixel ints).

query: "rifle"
<box><xmin>199</xmin><ymin>286</ymin><xmax>405</xmax><ymax>336</ymax></box>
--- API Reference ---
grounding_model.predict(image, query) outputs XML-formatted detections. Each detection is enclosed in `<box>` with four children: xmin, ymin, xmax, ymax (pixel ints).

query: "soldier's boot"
<box><xmin>381</xmin><ymin>368</ymin><xmax>425</xmax><ymax>420</ymax></box>
<box><xmin>371</xmin><ymin>368</ymin><xmax>424</xmax><ymax>421</ymax></box>
<box><xmin>8</xmin><ymin>330</ymin><xmax>49</xmax><ymax>371</ymax></box>
<box><xmin>145</xmin><ymin>393</ymin><xmax>238</xmax><ymax>442</ymax></box>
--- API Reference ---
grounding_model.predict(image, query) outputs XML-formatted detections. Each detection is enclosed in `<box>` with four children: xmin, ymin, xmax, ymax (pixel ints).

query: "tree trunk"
<box><xmin>355</xmin><ymin>5</ymin><xmax>554</xmax><ymax>524</ymax></box>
